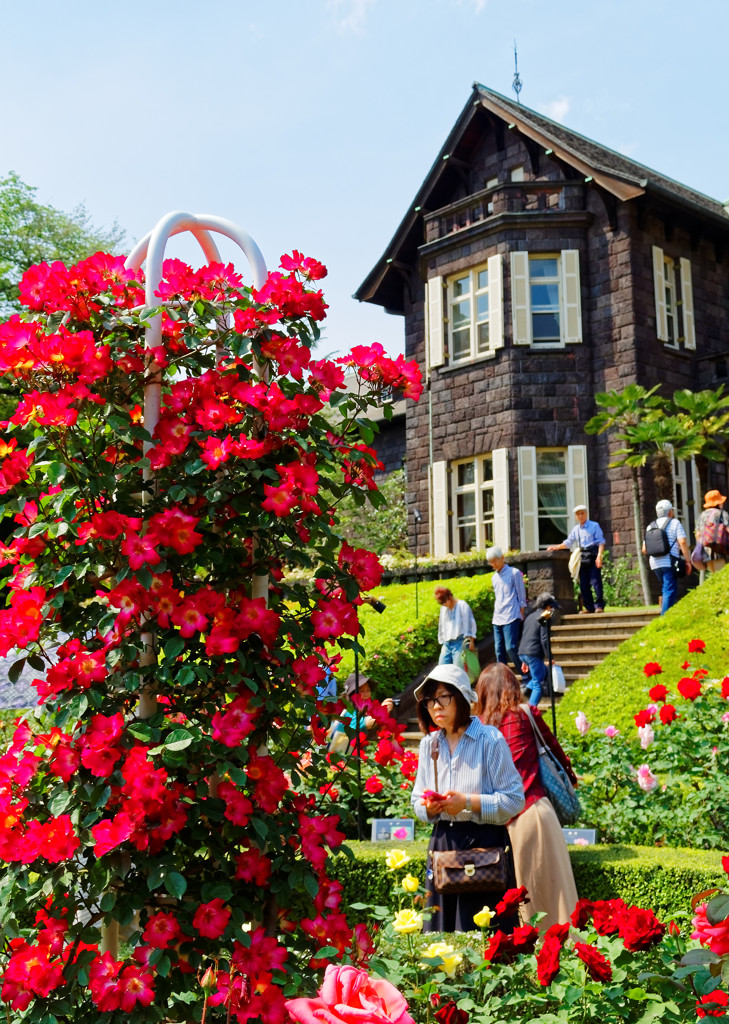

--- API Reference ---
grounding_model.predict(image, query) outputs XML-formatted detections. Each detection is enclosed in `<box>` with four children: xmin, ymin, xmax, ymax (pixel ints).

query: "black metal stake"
<box><xmin>543</xmin><ymin>613</ymin><xmax>557</xmax><ymax>737</ymax></box>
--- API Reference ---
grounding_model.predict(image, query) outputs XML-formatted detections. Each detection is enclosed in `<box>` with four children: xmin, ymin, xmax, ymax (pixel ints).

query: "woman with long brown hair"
<box><xmin>476</xmin><ymin>662</ymin><xmax>578</xmax><ymax>930</ymax></box>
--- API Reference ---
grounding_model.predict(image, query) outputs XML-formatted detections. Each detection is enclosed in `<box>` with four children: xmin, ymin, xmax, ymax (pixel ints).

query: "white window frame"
<box><xmin>452</xmin><ymin>454</ymin><xmax>496</xmax><ymax>553</ymax></box>
<box><xmin>510</xmin><ymin>250</ymin><xmax>582</xmax><ymax>347</ymax></box>
<box><xmin>448</xmin><ymin>265</ymin><xmax>492</xmax><ymax>363</ymax></box>
<box><xmin>518</xmin><ymin>445</ymin><xmax>588</xmax><ymax>551</ymax></box>
<box><xmin>652</xmin><ymin>246</ymin><xmax>696</xmax><ymax>350</ymax></box>
<box><xmin>431</xmin><ymin>450</ymin><xmax>510</xmax><ymax>556</ymax></box>
<box><xmin>427</xmin><ymin>259</ymin><xmax>503</xmax><ymax>369</ymax></box>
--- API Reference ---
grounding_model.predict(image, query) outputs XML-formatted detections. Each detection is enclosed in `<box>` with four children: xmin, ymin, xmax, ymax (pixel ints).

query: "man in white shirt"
<box><xmin>641</xmin><ymin>499</ymin><xmax>693</xmax><ymax>615</ymax></box>
<box><xmin>486</xmin><ymin>546</ymin><xmax>527</xmax><ymax>677</ymax></box>
<box><xmin>434</xmin><ymin>586</ymin><xmax>477</xmax><ymax>665</ymax></box>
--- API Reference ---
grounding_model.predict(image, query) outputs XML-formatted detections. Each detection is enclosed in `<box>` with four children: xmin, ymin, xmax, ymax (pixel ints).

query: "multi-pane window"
<box><xmin>448</xmin><ymin>267</ymin><xmax>490</xmax><ymax>361</ymax></box>
<box><xmin>536</xmin><ymin>449</ymin><xmax>568</xmax><ymax>547</ymax></box>
<box><xmin>530</xmin><ymin>256</ymin><xmax>561</xmax><ymax>344</ymax></box>
<box><xmin>652</xmin><ymin>246</ymin><xmax>696</xmax><ymax>350</ymax></box>
<box><xmin>453</xmin><ymin>455</ymin><xmax>495</xmax><ymax>552</ymax></box>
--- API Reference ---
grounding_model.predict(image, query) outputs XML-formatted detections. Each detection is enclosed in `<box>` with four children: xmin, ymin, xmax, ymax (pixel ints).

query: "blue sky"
<box><xmin>2</xmin><ymin>0</ymin><xmax>728</xmax><ymax>357</ymax></box>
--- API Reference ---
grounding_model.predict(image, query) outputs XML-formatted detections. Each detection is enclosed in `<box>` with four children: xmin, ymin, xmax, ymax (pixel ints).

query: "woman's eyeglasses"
<box><xmin>422</xmin><ymin>693</ymin><xmax>454</xmax><ymax>710</ymax></box>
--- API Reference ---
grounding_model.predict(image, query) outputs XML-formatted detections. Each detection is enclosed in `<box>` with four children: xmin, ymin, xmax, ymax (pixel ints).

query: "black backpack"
<box><xmin>644</xmin><ymin>519</ymin><xmax>671</xmax><ymax>556</ymax></box>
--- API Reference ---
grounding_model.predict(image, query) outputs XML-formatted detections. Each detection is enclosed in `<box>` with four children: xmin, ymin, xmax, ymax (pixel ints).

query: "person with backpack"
<box><xmin>694</xmin><ymin>490</ymin><xmax>729</xmax><ymax>574</ymax></box>
<box><xmin>642</xmin><ymin>499</ymin><xmax>693</xmax><ymax>615</ymax></box>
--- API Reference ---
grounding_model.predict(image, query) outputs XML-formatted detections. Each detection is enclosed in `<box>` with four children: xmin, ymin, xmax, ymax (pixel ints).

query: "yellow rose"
<box><xmin>420</xmin><ymin>941</ymin><xmax>463</xmax><ymax>978</ymax></box>
<box><xmin>473</xmin><ymin>906</ymin><xmax>495</xmax><ymax>929</ymax></box>
<box><xmin>392</xmin><ymin>908</ymin><xmax>423</xmax><ymax>934</ymax></box>
<box><xmin>401</xmin><ymin>874</ymin><xmax>420</xmax><ymax>893</ymax></box>
<box><xmin>385</xmin><ymin>849</ymin><xmax>412</xmax><ymax>871</ymax></box>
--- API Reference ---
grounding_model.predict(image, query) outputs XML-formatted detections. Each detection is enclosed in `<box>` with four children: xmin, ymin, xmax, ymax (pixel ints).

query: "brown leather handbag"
<box><xmin>431</xmin><ymin>847</ymin><xmax>507</xmax><ymax>894</ymax></box>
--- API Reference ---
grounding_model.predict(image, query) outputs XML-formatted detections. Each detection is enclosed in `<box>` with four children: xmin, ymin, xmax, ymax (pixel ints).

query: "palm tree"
<box><xmin>585</xmin><ymin>385</ymin><xmax>667</xmax><ymax>605</ymax></box>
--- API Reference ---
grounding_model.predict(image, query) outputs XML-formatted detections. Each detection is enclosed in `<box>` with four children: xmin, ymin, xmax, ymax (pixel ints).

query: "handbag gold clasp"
<box><xmin>464</xmin><ymin>863</ymin><xmax>475</xmax><ymax>876</ymax></box>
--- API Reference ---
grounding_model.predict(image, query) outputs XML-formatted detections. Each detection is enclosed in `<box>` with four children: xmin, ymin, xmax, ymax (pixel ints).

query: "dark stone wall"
<box><xmin>401</xmin><ymin>131</ymin><xmax>729</xmax><ymax>557</ymax></box>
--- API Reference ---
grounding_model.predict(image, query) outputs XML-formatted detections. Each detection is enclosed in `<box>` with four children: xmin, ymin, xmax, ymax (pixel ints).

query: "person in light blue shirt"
<box><xmin>641</xmin><ymin>499</ymin><xmax>693</xmax><ymax>614</ymax></box>
<box><xmin>486</xmin><ymin>546</ymin><xmax>527</xmax><ymax>680</ymax></box>
<box><xmin>548</xmin><ymin>504</ymin><xmax>606</xmax><ymax>614</ymax></box>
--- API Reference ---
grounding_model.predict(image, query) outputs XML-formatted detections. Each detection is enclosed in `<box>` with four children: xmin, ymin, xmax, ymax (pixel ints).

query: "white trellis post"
<box><xmin>97</xmin><ymin>214</ymin><xmax>268</xmax><ymax>957</ymax></box>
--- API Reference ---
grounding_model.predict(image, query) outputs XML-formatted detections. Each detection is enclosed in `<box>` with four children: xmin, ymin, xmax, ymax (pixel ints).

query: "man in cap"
<box><xmin>547</xmin><ymin>505</ymin><xmax>606</xmax><ymax>614</ymax></box>
<box><xmin>642</xmin><ymin>499</ymin><xmax>693</xmax><ymax>615</ymax></box>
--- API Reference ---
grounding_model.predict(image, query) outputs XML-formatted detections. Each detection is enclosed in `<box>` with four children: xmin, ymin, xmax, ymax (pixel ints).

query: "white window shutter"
<box><xmin>561</xmin><ymin>249</ymin><xmax>582</xmax><ymax>344</ymax></box>
<box><xmin>517</xmin><ymin>447</ymin><xmax>539</xmax><ymax>551</ymax></box>
<box><xmin>487</xmin><ymin>254</ymin><xmax>504</xmax><ymax>350</ymax></box>
<box><xmin>567</xmin><ymin>445</ymin><xmax>588</xmax><ymax>514</ymax></box>
<box><xmin>426</xmin><ymin>276</ymin><xmax>445</xmax><ymax>369</ymax></box>
<box><xmin>652</xmin><ymin>245</ymin><xmax>668</xmax><ymax>342</ymax></box>
<box><xmin>510</xmin><ymin>251</ymin><xmax>531</xmax><ymax>345</ymax></box>
<box><xmin>492</xmin><ymin>447</ymin><xmax>510</xmax><ymax>549</ymax></box>
<box><xmin>431</xmin><ymin>460</ymin><xmax>449</xmax><ymax>558</ymax></box>
<box><xmin>680</xmin><ymin>257</ymin><xmax>696</xmax><ymax>350</ymax></box>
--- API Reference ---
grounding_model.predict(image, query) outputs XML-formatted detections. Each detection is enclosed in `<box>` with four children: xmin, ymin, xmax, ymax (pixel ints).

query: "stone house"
<box><xmin>355</xmin><ymin>83</ymin><xmax>729</xmax><ymax>558</ymax></box>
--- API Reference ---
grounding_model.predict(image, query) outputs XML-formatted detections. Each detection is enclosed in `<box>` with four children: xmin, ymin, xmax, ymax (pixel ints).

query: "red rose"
<box><xmin>619</xmin><ymin>906</ymin><xmax>665</xmax><ymax>951</ymax></box>
<box><xmin>483</xmin><ymin>930</ymin><xmax>516</xmax><ymax>964</ymax></box>
<box><xmin>688</xmin><ymin>638</ymin><xmax>706</xmax><ymax>654</ymax></box>
<box><xmin>722</xmin><ymin>856</ymin><xmax>729</xmax><ymax>879</ymax></box>
<box><xmin>511</xmin><ymin>924</ymin><xmax>539</xmax><ymax>955</ymax></box>
<box><xmin>696</xmin><ymin>989</ymin><xmax>729</xmax><ymax>1017</ymax></box>
<box><xmin>660</xmin><ymin>703</ymin><xmax>678</xmax><ymax>725</ymax></box>
<box><xmin>573</xmin><ymin>941</ymin><xmax>612</xmax><ymax>983</ymax></box>
<box><xmin>643</xmin><ymin>662</ymin><xmax>662</xmax><ymax>677</ymax></box>
<box><xmin>495</xmin><ymin>886</ymin><xmax>529</xmax><ymax>917</ymax></box>
<box><xmin>434</xmin><ymin>1001</ymin><xmax>469</xmax><ymax>1024</ymax></box>
<box><xmin>592</xmin><ymin>898</ymin><xmax>626</xmax><ymax>936</ymax></box>
<box><xmin>692</xmin><ymin>903</ymin><xmax>729</xmax><ymax>957</ymax></box>
<box><xmin>571</xmin><ymin>898</ymin><xmax>594</xmax><ymax>930</ymax></box>
<box><xmin>668</xmin><ymin>919</ymin><xmax>681</xmax><ymax>936</ymax></box>
<box><xmin>364</xmin><ymin>776</ymin><xmax>384</xmax><ymax>795</ymax></box>
<box><xmin>722</xmin><ymin>678</ymin><xmax>729</xmax><ymax>700</ymax></box>
<box><xmin>634</xmin><ymin>708</ymin><xmax>655</xmax><ymax>728</ymax></box>
<box><xmin>536</xmin><ymin>923</ymin><xmax>569</xmax><ymax>986</ymax></box>
<box><xmin>677</xmin><ymin>677</ymin><xmax>702</xmax><ymax>701</ymax></box>
<box><xmin>648</xmin><ymin>683</ymin><xmax>668</xmax><ymax>703</ymax></box>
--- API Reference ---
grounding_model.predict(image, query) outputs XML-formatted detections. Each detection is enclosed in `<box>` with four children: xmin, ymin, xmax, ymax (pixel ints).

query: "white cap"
<box><xmin>656</xmin><ymin>499</ymin><xmax>673</xmax><ymax>517</ymax></box>
<box><xmin>573</xmin><ymin>504</ymin><xmax>588</xmax><ymax>514</ymax></box>
<box><xmin>414</xmin><ymin>664</ymin><xmax>477</xmax><ymax>706</ymax></box>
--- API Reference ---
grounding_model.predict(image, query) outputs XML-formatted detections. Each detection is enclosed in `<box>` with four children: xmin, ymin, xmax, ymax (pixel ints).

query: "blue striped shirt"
<box><xmin>564</xmin><ymin>519</ymin><xmax>606</xmax><ymax>549</ymax></box>
<box><xmin>492</xmin><ymin>563</ymin><xmax>527</xmax><ymax>625</ymax></box>
<box><xmin>411</xmin><ymin>718</ymin><xmax>525</xmax><ymax>825</ymax></box>
<box><xmin>437</xmin><ymin>600</ymin><xmax>477</xmax><ymax>644</ymax></box>
<box><xmin>648</xmin><ymin>516</ymin><xmax>685</xmax><ymax>569</ymax></box>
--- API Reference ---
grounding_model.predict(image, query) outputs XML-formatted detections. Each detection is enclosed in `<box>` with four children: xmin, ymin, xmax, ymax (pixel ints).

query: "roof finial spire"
<box><xmin>512</xmin><ymin>39</ymin><xmax>522</xmax><ymax>104</ymax></box>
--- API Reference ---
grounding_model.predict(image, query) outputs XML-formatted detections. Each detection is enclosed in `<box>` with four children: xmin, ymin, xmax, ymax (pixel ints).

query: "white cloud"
<box><xmin>538</xmin><ymin>96</ymin><xmax>571</xmax><ymax>123</ymax></box>
<box><xmin>326</xmin><ymin>0</ymin><xmax>376</xmax><ymax>33</ymax></box>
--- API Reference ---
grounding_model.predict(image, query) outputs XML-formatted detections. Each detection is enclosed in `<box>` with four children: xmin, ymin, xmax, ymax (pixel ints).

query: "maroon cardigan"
<box><xmin>484</xmin><ymin>707</ymin><xmax>578</xmax><ymax>816</ymax></box>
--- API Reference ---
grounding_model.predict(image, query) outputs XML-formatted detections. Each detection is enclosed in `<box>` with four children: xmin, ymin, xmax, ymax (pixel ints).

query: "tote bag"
<box><xmin>521</xmin><ymin>704</ymin><xmax>581</xmax><ymax>825</ymax></box>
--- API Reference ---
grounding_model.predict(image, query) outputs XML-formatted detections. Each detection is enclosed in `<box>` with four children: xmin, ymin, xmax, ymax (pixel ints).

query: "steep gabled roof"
<box><xmin>355</xmin><ymin>83</ymin><xmax>729</xmax><ymax>312</ymax></box>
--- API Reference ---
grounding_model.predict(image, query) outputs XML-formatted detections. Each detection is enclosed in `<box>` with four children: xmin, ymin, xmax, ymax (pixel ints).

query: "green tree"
<box><xmin>337</xmin><ymin>467</ymin><xmax>407</xmax><ymax>554</ymax></box>
<box><xmin>0</xmin><ymin>171</ymin><xmax>125</xmax><ymax>315</ymax></box>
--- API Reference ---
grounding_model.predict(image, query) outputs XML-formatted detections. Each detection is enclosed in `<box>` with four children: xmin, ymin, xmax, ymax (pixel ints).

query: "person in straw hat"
<box><xmin>695</xmin><ymin>489</ymin><xmax>729</xmax><ymax>574</ymax></box>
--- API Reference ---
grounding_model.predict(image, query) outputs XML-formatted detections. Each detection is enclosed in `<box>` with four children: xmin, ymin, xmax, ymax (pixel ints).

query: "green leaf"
<box><xmin>706</xmin><ymin>893</ymin><xmax>729</xmax><ymax>925</ymax></box>
<box><xmin>53</xmin><ymin>565</ymin><xmax>76</xmax><ymax>586</ymax></box>
<box><xmin>163</xmin><ymin>729</ymin><xmax>194</xmax><ymax>752</ymax></box>
<box><xmin>27</xmin><ymin>654</ymin><xmax>45</xmax><ymax>672</ymax></box>
<box><xmin>201</xmin><ymin>882</ymin><xmax>233</xmax><ymax>902</ymax></box>
<box><xmin>163</xmin><ymin>637</ymin><xmax>185</xmax><ymax>661</ymax></box>
<box><xmin>164</xmin><ymin>872</ymin><xmax>187</xmax><ymax>898</ymax></box>
<box><xmin>100</xmin><ymin>891</ymin><xmax>116</xmax><ymax>912</ymax></box>
<box><xmin>680</xmin><ymin>948</ymin><xmax>720</xmax><ymax>966</ymax></box>
<box><xmin>48</xmin><ymin>789</ymin><xmax>72</xmax><ymax>816</ymax></box>
<box><xmin>7</xmin><ymin>658</ymin><xmax>26</xmax><ymax>684</ymax></box>
<box><xmin>29</xmin><ymin>520</ymin><xmax>49</xmax><ymax>537</ymax></box>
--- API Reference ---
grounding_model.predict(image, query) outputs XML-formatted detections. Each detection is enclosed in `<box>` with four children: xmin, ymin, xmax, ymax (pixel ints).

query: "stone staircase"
<box><xmin>549</xmin><ymin>608</ymin><xmax>659</xmax><ymax>686</ymax></box>
<box><xmin>398</xmin><ymin>608</ymin><xmax>658</xmax><ymax>746</ymax></box>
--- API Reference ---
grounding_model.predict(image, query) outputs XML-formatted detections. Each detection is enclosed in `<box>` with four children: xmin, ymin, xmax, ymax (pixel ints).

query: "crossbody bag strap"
<box><xmin>520</xmin><ymin>702</ymin><xmax>547</xmax><ymax>753</ymax></box>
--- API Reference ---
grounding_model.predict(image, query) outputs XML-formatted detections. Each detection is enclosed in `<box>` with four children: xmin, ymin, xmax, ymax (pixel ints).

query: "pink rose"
<box><xmin>604</xmin><ymin>725</ymin><xmax>619</xmax><ymax>738</ymax></box>
<box><xmin>392</xmin><ymin>827</ymin><xmax>408</xmax><ymax>840</ymax></box>
<box><xmin>575</xmin><ymin>712</ymin><xmax>590</xmax><ymax>737</ymax></box>
<box><xmin>638</xmin><ymin>725</ymin><xmax>654</xmax><ymax>749</ymax></box>
<box><xmin>692</xmin><ymin>903</ymin><xmax>729</xmax><ymax>957</ymax></box>
<box><xmin>636</xmin><ymin>764</ymin><xmax>658</xmax><ymax>792</ymax></box>
<box><xmin>286</xmin><ymin>965</ymin><xmax>415</xmax><ymax>1024</ymax></box>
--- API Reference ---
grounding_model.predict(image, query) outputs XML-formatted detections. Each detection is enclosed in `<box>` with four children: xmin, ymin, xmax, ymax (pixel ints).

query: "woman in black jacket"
<box><xmin>517</xmin><ymin>593</ymin><xmax>557</xmax><ymax>707</ymax></box>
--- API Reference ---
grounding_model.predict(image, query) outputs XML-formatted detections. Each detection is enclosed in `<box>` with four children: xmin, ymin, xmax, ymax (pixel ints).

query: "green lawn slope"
<box><xmin>557</xmin><ymin>568</ymin><xmax>729</xmax><ymax>733</ymax></box>
<box><xmin>334</xmin><ymin>574</ymin><xmax>494</xmax><ymax>699</ymax></box>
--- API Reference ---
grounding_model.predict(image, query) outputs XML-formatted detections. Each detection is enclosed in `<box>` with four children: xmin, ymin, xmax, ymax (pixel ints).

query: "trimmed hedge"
<box><xmin>557</xmin><ymin>567</ymin><xmax>729</xmax><ymax>734</ymax></box>
<box><xmin>334</xmin><ymin>575</ymin><xmax>494</xmax><ymax>697</ymax></box>
<box><xmin>330</xmin><ymin>841</ymin><xmax>723</xmax><ymax>922</ymax></box>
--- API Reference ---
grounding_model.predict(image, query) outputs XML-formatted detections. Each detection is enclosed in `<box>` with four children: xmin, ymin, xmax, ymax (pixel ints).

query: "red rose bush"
<box><xmin>0</xmin><ymin>243</ymin><xmax>422</xmax><ymax>1022</ymax></box>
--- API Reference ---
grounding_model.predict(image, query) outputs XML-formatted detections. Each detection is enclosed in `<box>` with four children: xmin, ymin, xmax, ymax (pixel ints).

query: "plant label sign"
<box><xmin>371</xmin><ymin>818</ymin><xmax>415</xmax><ymax>842</ymax></box>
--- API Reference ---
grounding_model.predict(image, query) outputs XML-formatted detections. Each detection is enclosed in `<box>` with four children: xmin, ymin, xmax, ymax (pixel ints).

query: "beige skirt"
<box><xmin>507</xmin><ymin>796</ymin><xmax>578</xmax><ymax>931</ymax></box>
